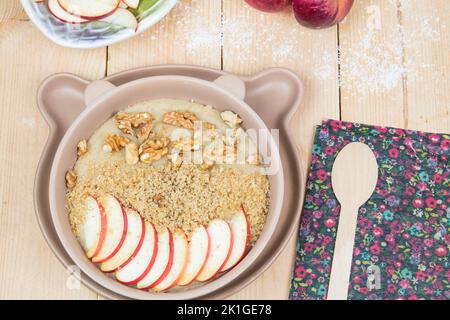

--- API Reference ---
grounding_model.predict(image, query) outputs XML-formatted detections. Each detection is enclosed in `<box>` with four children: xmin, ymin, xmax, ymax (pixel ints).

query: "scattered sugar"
<box><xmin>143</xmin><ymin>0</ymin><xmax>447</xmax><ymax>97</ymax></box>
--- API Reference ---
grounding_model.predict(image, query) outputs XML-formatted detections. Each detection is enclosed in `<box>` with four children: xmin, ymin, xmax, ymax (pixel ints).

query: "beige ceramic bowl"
<box><xmin>48</xmin><ymin>75</ymin><xmax>284</xmax><ymax>299</ymax></box>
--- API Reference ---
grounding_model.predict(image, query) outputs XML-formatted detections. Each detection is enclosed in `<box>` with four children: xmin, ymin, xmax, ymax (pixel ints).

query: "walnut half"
<box><xmin>163</xmin><ymin>111</ymin><xmax>198</xmax><ymax>130</ymax></box>
<box><xmin>103</xmin><ymin>134</ymin><xmax>130</xmax><ymax>153</ymax></box>
<box><xmin>66</xmin><ymin>170</ymin><xmax>77</xmax><ymax>189</ymax></box>
<box><xmin>115</xmin><ymin>112</ymin><xmax>154</xmax><ymax>140</ymax></box>
<box><xmin>139</xmin><ymin>137</ymin><xmax>170</xmax><ymax>164</ymax></box>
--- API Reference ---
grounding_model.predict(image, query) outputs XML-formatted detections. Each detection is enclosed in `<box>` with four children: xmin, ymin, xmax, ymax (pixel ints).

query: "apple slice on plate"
<box><xmin>137</xmin><ymin>227</ymin><xmax>173</xmax><ymax>290</ymax></box>
<box><xmin>100</xmin><ymin>209</ymin><xmax>144</xmax><ymax>273</ymax></box>
<box><xmin>100</xmin><ymin>7</ymin><xmax>138</xmax><ymax>31</ymax></box>
<box><xmin>58</xmin><ymin>0</ymin><xmax>120</xmax><ymax>19</ymax></box>
<box><xmin>78</xmin><ymin>196</ymin><xmax>106</xmax><ymax>259</ymax></box>
<box><xmin>177</xmin><ymin>226</ymin><xmax>209</xmax><ymax>286</ymax></box>
<box><xmin>153</xmin><ymin>229</ymin><xmax>188</xmax><ymax>292</ymax></box>
<box><xmin>221</xmin><ymin>207</ymin><xmax>250</xmax><ymax>272</ymax></box>
<box><xmin>91</xmin><ymin>195</ymin><xmax>127</xmax><ymax>263</ymax></box>
<box><xmin>49</xmin><ymin>0</ymin><xmax>89</xmax><ymax>24</ymax></box>
<box><xmin>196</xmin><ymin>220</ymin><xmax>233</xmax><ymax>282</ymax></box>
<box><xmin>115</xmin><ymin>222</ymin><xmax>157</xmax><ymax>285</ymax></box>
<box><xmin>122</xmin><ymin>0</ymin><xmax>139</xmax><ymax>9</ymax></box>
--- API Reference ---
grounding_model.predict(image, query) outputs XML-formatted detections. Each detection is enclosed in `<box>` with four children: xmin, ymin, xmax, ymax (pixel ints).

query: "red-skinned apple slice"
<box><xmin>177</xmin><ymin>226</ymin><xmax>209</xmax><ymax>286</ymax></box>
<box><xmin>153</xmin><ymin>229</ymin><xmax>188</xmax><ymax>292</ymax></box>
<box><xmin>137</xmin><ymin>227</ymin><xmax>173</xmax><ymax>289</ymax></box>
<box><xmin>115</xmin><ymin>222</ymin><xmax>157</xmax><ymax>285</ymax></box>
<box><xmin>91</xmin><ymin>195</ymin><xmax>127</xmax><ymax>263</ymax></box>
<box><xmin>58</xmin><ymin>0</ymin><xmax>120</xmax><ymax>19</ymax></box>
<box><xmin>221</xmin><ymin>206</ymin><xmax>250</xmax><ymax>272</ymax></box>
<box><xmin>100</xmin><ymin>209</ymin><xmax>144</xmax><ymax>273</ymax></box>
<box><xmin>196</xmin><ymin>220</ymin><xmax>233</xmax><ymax>282</ymax></box>
<box><xmin>100</xmin><ymin>7</ymin><xmax>138</xmax><ymax>31</ymax></box>
<box><xmin>78</xmin><ymin>196</ymin><xmax>106</xmax><ymax>259</ymax></box>
<box><xmin>122</xmin><ymin>0</ymin><xmax>139</xmax><ymax>9</ymax></box>
<box><xmin>49</xmin><ymin>0</ymin><xmax>89</xmax><ymax>24</ymax></box>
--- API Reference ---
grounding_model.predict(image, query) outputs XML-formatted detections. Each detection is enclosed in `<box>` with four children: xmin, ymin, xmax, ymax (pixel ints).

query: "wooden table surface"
<box><xmin>0</xmin><ymin>0</ymin><xmax>448</xmax><ymax>300</ymax></box>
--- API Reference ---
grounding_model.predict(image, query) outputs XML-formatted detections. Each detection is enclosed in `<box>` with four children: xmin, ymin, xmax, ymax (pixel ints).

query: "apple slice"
<box><xmin>58</xmin><ymin>0</ymin><xmax>120</xmax><ymax>19</ymax></box>
<box><xmin>100</xmin><ymin>7</ymin><xmax>138</xmax><ymax>31</ymax></box>
<box><xmin>49</xmin><ymin>0</ymin><xmax>89</xmax><ymax>24</ymax></box>
<box><xmin>137</xmin><ymin>228</ymin><xmax>173</xmax><ymax>289</ymax></box>
<box><xmin>78</xmin><ymin>196</ymin><xmax>107</xmax><ymax>259</ymax></box>
<box><xmin>177</xmin><ymin>226</ymin><xmax>209</xmax><ymax>286</ymax></box>
<box><xmin>122</xmin><ymin>0</ymin><xmax>139</xmax><ymax>9</ymax></box>
<box><xmin>221</xmin><ymin>207</ymin><xmax>250</xmax><ymax>272</ymax></box>
<box><xmin>115</xmin><ymin>222</ymin><xmax>157</xmax><ymax>284</ymax></box>
<box><xmin>153</xmin><ymin>229</ymin><xmax>188</xmax><ymax>292</ymax></box>
<box><xmin>99</xmin><ymin>209</ymin><xmax>144</xmax><ymax>273</ymax></box>
<box><xmin>196</xmin><ymin>220</ymin><xmax>233</xmax><ymax>282</ymax></box>
<box><xmin>91</xmin><ymin>195</ymin><xmax>127</xmax><ymax>263</ymax></box>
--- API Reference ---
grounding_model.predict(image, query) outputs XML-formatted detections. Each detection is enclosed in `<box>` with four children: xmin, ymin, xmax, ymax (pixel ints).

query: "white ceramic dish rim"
<box><xmin>20</xmin><ymin>0</ymin><xmax>178</xmax><ymax>49</ymax></box>
<box><xmin>48</xmin><ymin>75</ymin><xmax>285</xmax><ymax>300</ymax></box>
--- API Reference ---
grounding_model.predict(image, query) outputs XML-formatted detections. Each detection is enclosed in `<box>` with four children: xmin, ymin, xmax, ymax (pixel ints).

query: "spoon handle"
<box><xmin>327</xmin><ymin>204</ymin><xmax>360</xmax><ymax>300</ymax></box>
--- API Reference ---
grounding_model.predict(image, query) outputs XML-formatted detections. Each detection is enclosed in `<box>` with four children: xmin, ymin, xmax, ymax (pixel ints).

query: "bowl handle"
<box><xmin>84</xmin><ymin>80</ymin><xmax>117</xmax><ymax>107</ymax></box>
<box><xmin>212</xmin><ymin>75</ymin><xmax>246</xmax><ymax>101</ymax></box>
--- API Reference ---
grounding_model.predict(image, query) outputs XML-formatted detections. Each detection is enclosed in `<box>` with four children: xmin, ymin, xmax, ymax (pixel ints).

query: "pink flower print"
<box><xmin>359</xmin><ymin>287</ymin><xmax>369</xmax><ymax>294</ymax></box>
<box><xmin>433</xmin><ymin>173</ymin><xmax>443</xmax><ymax>184</ymax></box>
<box><xmin>313</xmin><ymin>211</ymin><xmax>322</xmax><ymax>219</ymax></box>
<box><xmin>379</xmin><ymin>204</ymin><xmax>387</xmax><ymax>212</ymax></box>
<box><xmin>330</xmin><ymin>120</ymin><xmax>342</xmax><ymax>131</ymax></box>
<box><xmin>323</xmin><ymin>235</ymin><xmax>332</xmax><ymax>244</ymax></box>
<box><xmin>295</xmin><ymin>267</ymin><xmax>307</xmax><ymax>279</ymax></box>
<box><xmin>399</xmin><ymin>279</ymin><xmax>410</xmax><ymax>289</ymax></box>
<box><xmin>412</xmin><ymin>198</ymin><xmax>424</xmax><ymax>208</ymax></box>
<box><xmin>390</xmin><ymin>221</ymin><xmax>402</xmax><ymax>234</ymax></box>
<box><xmin>435</xmin><ymin>245</ymin><xmax>448</xmax><ymax>257</ymax></box>
<box><xmin>417</xmin><ymin>182</ymin><xmax>427</xmax><ymax>191</ymax></box>
<box><xmin>370</xmin><ymin>243</ymin><xmax>381</xmax><ymax>255</ymax></box>
<box><xmin>440</xmin><ymin>138</ymin><xmax>450</xmax><ymax>150</ymax></box>
<box><xmin>386</xmin><ymin>234</ymin><xmax>395</xmax><ymax>243</ymax></box>
<box><xmin>424</xmin><ymin>238</ymin><xmax>433</xmax><ymax>247</ymax></box>
<box><xmin>416</xmin><ymin>270</ymin><xmax>426</xmax><ymax>281</ymax></box>
<box><xmin>316</xmin><ymin>169</ymin><xmax>328</xmax><ymax>181</ymax></box>
<box><xmin>324</xmin><ymin>217</ymin><xmax>336</xmax><ymax>228</ymax></box>
<box><xmin>373</xmin><ymin>226</ymin><xmax>384</xmax><ymax>237</ymax></box>
<box><xmin>353</xmin><ymin>275</ymin><xmax>361</xmax><ymax>284</ymax></box>
<box><xmin>429</xmin><ymin>134</ymin><xmax>440</xmax><ymax>144</ymax></box>
<box><xmin>304</xmin><ymin>243</ymin><xmax>314</xmax><ymax>252</ymax></box>
<box><xmin>375</xmin><ymin>125</ymin><xmax>388</xmax><ymax>133</ymax></box>
<box><xmin>408</xmin><ymin>295</ymin><xmax>419</xmax><ymax>300</ymax></box>
<box><xmin>324</xmin><ymin>146</ymin><xmax>334</xmax><ymax>155</ymax></box>
<box><xmin>405</xmin><ymin>186</ymin><xmax>415</xmax><ymax>196</ymax></box>
<box><xmin>387</xmin><ymin>283</ymin><xmax>396</xmax><ymax>293</ymax></box>
<box><xmin>425</xmin><ymin>197</ymin><xmax>437</xmax><ymax>209</ymax></box>
<box><xmin>389</xmin><ymin>148</ymin><xmax>399</xmax><ymax>158</ymax></box>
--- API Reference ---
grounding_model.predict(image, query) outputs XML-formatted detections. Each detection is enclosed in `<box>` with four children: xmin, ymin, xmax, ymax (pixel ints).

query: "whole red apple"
<box><xmin>245</xmin><ymin>0</ymin><xmax>291</xmax><ymax>13</ymax></box>
<box><xmin>292</xmin><ymin>0</ymin><xmax>354</xmax><ymax>29</ymax></box>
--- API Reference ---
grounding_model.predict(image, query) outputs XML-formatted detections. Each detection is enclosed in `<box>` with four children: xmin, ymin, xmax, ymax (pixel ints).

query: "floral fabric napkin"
<box><xmin>289</xmin><ymin>119</ymin><xmax>450</xmax><ymax>300</ymax></box>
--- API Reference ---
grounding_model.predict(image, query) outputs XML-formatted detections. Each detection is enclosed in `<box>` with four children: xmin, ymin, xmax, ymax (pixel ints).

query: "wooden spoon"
<box><xmin>327</xmin><ymin>142</ymin><xmax>378</xmax><ymax>300</ymax></box>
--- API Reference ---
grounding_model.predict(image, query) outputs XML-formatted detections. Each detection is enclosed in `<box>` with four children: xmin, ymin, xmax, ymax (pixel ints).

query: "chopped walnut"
<box><xmin>163</xmin><ymin>111</ymin><xmax>198</xmax><ymax>130</ymax></box>
<box><xmin>103</xmin><ymin>134</ymin><xmax>131</xmax><ymax>153</ymax></box>
<box><xmin>65</xmin><ymin>170</ymin><xmax>77</xmax><ymax>189</ymax></box>
<box><xmin>221</xmin><ymin>111</ymin><xmax>242</xmax><ymax>128</ymax></box>
<box><xmin>77</xmin><ymin>140</ymin><xmax>88</xmax><ymax>157</ymax></box>
<box><xmin>125</xmin><ymin>141</ymin><xmax>139</xmax><ymax>165</ymax></box>
<box><xmin>115</xmin><ymin>112</ymin><xmax>154</xmax><ymax>137</ymax></box>
<box><xmin>152</xmin><ymin>194</ymin><xmax>165</xmax><ymax>207</ymax></box>
<box><xmin>139</xmin><ymin>137</ymin><xmax>170</xmax><ymax>164</ymax></box>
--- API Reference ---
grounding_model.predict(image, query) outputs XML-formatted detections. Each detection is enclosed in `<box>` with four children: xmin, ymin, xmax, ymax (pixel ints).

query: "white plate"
<box><xmin>20</xmin><ymin>0</ymin><xmax>178</xmax><ymax>49</ymax></box>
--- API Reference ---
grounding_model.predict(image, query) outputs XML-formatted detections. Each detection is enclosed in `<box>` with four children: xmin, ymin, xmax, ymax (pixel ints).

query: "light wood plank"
<box><xmin>339</xmin><ymin>0</ymin><xmax>405</xmax><ymax>127</ymax></box>
<box><xmin>0</xmin><ymin>20</ymin><xmax>106</xmax><ymax>299</ymax></box>
<box><xmin>223</xmin><ymin>0</ymin><xmax>340</xmax><ymax>300</ymax></box>
<box><xmin>107</xmin><ymin>0</ymin><xmax>222</xmax><ymax>74</ymax></box>
<box><xmin>399</xmin><ymin>0</ymin><xmax>450</xmax><ymax>133</ymax></box>
<box><xmin>0</xmin><ymin>1</ymin><xmax>28</xmax><ymax>20</ymax></box>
